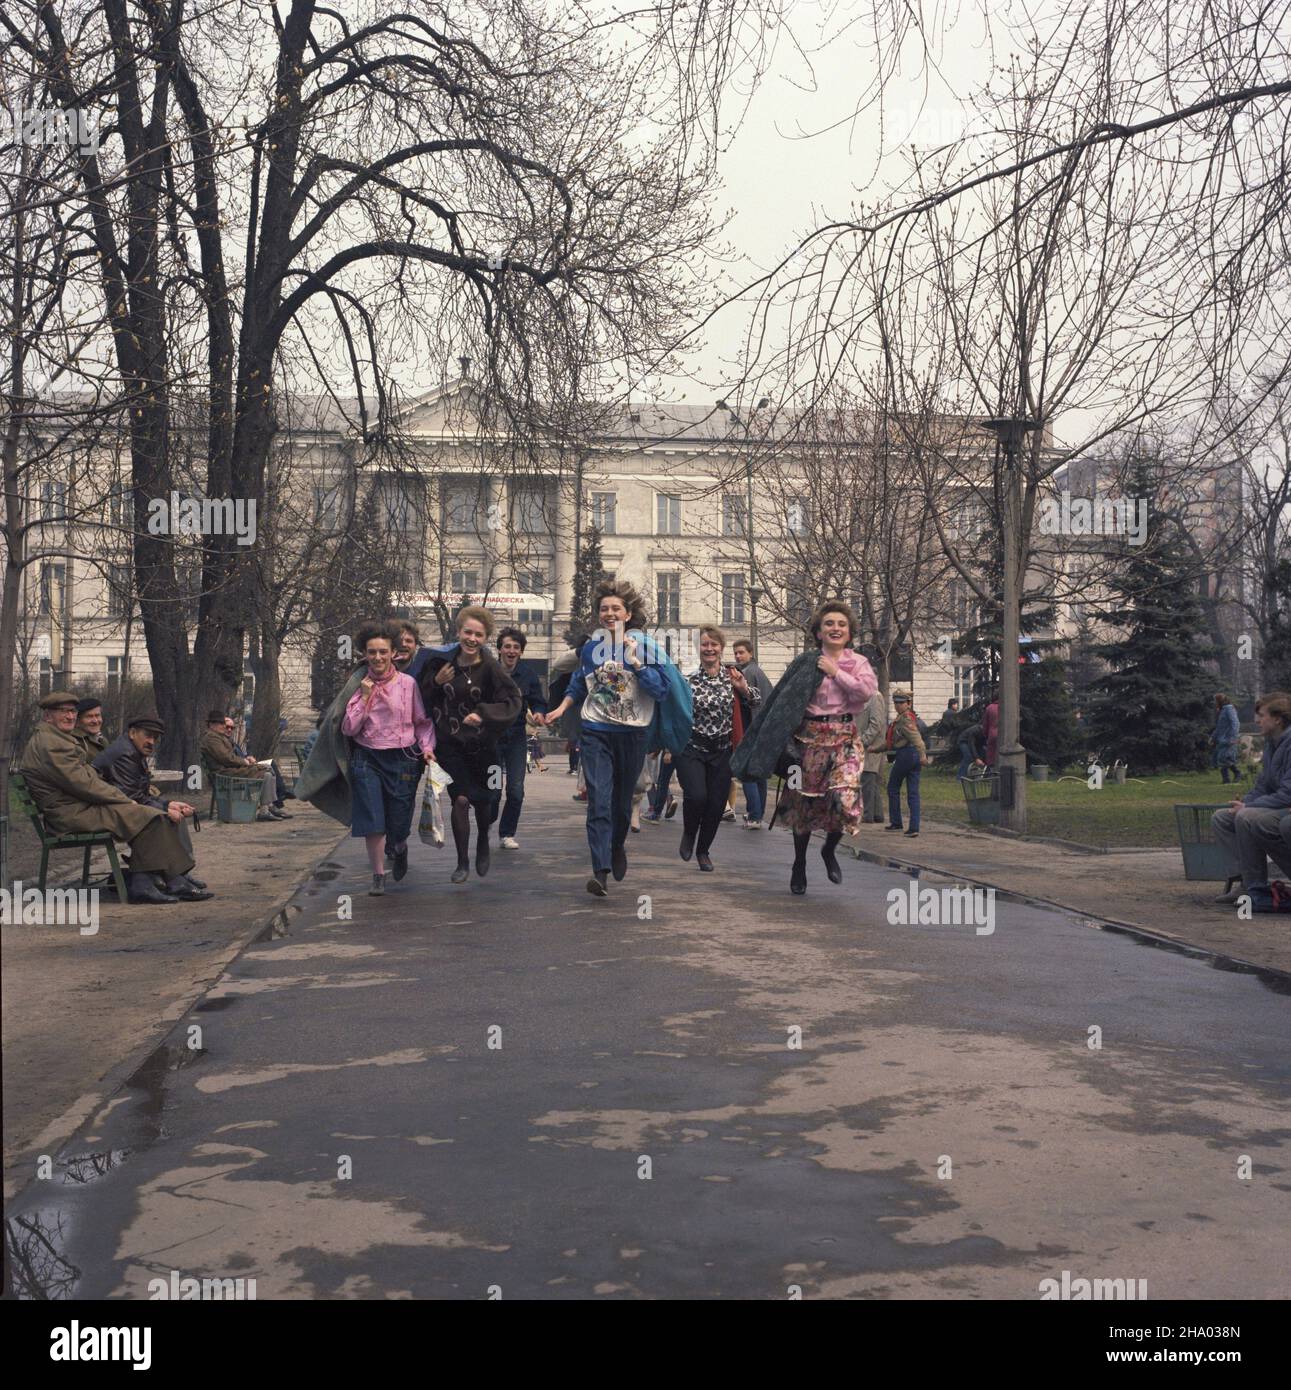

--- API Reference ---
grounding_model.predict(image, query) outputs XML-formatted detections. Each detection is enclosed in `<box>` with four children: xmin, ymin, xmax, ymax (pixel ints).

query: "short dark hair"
<box><xmin>732</xmin><ymin>637</ymin><xmax>752</xmax><ymax>653</ymax></box>
<box><xmin>355</xmin><ymin>619</ymin><xmax>402</xmax><ymax>654</ymax></box>
<box><xmin>808</xmin><ymin>600</ymin><xmax>855</xmax><ymax>646</ymax></box>
<box><xmin>395</xmin><ymin>618</ymin><xmax>420</xmax><ymax>642</ymax></box>
<box><xmin>497</xmin><ymin>627</ymin><xmax>526</xmax><ymax>651</ymax></box>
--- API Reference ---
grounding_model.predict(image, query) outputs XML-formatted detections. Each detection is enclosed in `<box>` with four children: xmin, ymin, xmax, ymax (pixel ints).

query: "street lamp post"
<box><xmin>981</xmin><ymin>415</ymin><xmax>1041</xmax><ymax>834</ymax></box>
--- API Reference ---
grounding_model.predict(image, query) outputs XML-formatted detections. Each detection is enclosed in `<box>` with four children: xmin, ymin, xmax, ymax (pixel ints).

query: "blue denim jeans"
<box><xmin>649</xmin><ymin>757</ymin><xmax>676</xmax><ymax>815</ymax></box>
<box><xmin>888</xmin><ymin>746</ymin><xmax>922</xmax><ymax>831</ymax></box>
<box><xmin>741</xmin><ymin>778</ymin><xmax>767</xmax><ymax>822</ymax></box>
<box><xmin>957</xmin><ymin>740</ymin><xmax>975</xmax><ymax>779</ymax></box>
<box><xmin>580</xmin><ymin>726</ymin><xmax>647</xmax><ymax>870</ymax></box>
<box><xmin>488</xmin><ymin>730</ymin><xmax>529</xmax><ymax>838</ymax></box>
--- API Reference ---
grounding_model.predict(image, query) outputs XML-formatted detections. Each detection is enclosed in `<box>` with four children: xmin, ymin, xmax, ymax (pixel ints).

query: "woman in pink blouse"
<box><xmin>342</xmin><ymin>621</ymin><xmax>436</xmax><ymax>895</ymax></box>
<box><xmin>780</xmin><ymin>601</ymin><xmax>878</xmax><ymax>893</ymax></box>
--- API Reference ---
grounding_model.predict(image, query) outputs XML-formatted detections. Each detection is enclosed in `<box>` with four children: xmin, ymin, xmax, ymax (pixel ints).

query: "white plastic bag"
<box><xmin>418</xmin><ymin>762</ymin><xmax>452</xmax><ymax>846</ymax></box>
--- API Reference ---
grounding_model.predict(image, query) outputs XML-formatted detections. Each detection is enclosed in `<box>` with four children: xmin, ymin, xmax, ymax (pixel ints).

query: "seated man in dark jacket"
<box><xmin>93</xmin><ymin>716</ymin><xmax>205</xmax><ymax>888</ymax></box>
<box><xmin>223</xmin><ymin>716</ymin><xmax>293</xmax><ymax>810</ymax></box>
<box><xmin>199</xmin><ymin>712</ymin><xmax>285</xmax><ymax>821</ymax></box>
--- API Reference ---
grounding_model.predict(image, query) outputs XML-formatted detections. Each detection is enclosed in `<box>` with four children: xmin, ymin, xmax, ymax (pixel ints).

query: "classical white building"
<box><xmin>11</xmin><ymin>382</ymin><xmax>976</xmax><ymax>732</ymax></box>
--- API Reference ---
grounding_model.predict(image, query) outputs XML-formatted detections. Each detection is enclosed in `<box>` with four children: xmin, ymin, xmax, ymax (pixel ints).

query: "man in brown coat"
<box><xmin>19</xmin><ymin>692</ymin><xmax>212</xmax><ymax>903</ymax></box>
<box><xmin>199</xmin><ymin>710</ymin><xmax>283</xmax><ymax>820</ymax></box>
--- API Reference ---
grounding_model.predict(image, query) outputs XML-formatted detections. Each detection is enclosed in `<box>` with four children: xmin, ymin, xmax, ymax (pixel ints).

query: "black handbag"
<box><xmin>773</xmin><ymin>735</ymin><xmax>803</xmax><ymax>780</ymax></box>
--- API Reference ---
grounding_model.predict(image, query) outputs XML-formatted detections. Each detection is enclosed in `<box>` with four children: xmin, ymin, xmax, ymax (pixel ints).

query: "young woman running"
<box><xmin>675</xmin><ymin>626</ymin><xmax>760</xmax><ymax>871</ymax></box>
<box><xmin>417</xmin><ymin>606</ymin><xmax>522</xmax><ymax>883</ymax></box>
<box><xmin>541</xmin><ymin>579</ymin><xmax>680</xmax><ymax>896</ymax></box>
<box><xmin>341</xmin><ymin>621</ymin><xmax>437</xmax><ymax>895</ymax></box>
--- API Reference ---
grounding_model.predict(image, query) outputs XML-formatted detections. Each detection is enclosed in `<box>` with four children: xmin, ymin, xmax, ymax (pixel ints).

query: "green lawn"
<box><xmin>909</xmin><ymin>768</ymin><xmax>1247</xmax><ymax>849</ymax></box>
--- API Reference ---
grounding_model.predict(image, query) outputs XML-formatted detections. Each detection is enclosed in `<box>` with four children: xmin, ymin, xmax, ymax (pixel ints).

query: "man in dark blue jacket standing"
<box><xmin>490</xmin><ymin>627</ymin><xmax>548</xmax><ymax>849</ymax></box>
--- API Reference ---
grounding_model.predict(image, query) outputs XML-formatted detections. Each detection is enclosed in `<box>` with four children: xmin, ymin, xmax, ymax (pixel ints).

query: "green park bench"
<box><xmin>10</xmin><ymin>772</ymin><xmax>129</xmax><ymax>902</ymax></box>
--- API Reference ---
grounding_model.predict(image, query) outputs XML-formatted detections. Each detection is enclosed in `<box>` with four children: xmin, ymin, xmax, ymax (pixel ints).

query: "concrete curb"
<box><xmin>3</xmin><ymin>825</ymin><xmax>348</xmax><ymax>1201</ymax></box>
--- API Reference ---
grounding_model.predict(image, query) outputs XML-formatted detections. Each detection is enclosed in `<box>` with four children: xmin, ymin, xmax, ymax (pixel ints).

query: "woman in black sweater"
<box><xmin>417</xmin><ymin>606</ymin><xmax>522</xmax><ymax>882</ymax></box>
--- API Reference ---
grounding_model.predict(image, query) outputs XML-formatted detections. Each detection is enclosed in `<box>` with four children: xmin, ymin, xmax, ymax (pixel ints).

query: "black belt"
<box><xmin>806</xmin><ymin>713</ymin><xmax>853</xmax><ymax>722</ymax></box>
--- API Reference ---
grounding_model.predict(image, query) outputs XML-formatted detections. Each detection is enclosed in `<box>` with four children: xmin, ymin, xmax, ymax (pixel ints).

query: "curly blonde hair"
<box><xmin>455</xmin><ymin>605</ymin><xmax>495</xmax><ymax>639</ymax></box>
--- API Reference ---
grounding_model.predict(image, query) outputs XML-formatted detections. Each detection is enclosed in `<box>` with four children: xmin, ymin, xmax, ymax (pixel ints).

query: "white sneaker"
<box><xmin>746</xmin><ymin>819</ymin><xmax>763</xmax><ymax>830</ymax></box>
<box><xmin>500</xmin><ymin>837</ymin><xmax>520</xmax><ymax>850</ymax></box>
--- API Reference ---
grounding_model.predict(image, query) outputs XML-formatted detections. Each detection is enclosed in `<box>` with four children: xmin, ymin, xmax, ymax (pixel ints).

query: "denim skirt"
<box><xmin>350</xmin><ymin>744</ymin><xmax>422</xmax><ymax>840</ymax></box>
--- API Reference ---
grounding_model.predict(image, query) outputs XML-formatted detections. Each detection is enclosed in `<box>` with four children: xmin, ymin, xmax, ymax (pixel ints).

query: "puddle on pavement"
<box><xmin>853</xmin><ymin>848</ymin><xmax>1291</xmax><ymax>995</ymax></box>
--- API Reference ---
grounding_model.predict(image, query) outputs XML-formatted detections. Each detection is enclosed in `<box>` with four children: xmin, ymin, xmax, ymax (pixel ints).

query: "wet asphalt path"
<box><xmin>7</xmin><ymin>776</ymin><xmax>1289</xmax><ymax>1300</ymax></box>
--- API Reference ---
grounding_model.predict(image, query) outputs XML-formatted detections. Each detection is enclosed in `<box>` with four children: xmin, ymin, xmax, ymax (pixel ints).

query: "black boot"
<box><xmin>611</xmin><ymin>844</ymin><xmax>627</xmax><ymax>881</ymax></box>
<box><xmin>586</xmin><ymin>869</ymin><xmax>609</xmax><ymax>896</ymax></box>
<box><xmin>161</xmin><ymin>876</ymin><xmax>213</xmax><ymax>902</ymax></box>
<box><xmin>821</xmin><ymin>832</ymin><xmax>843</xmax><ymax>884</ymax></box>
<box><xmin>679</xmin><ymin>829</ymin><xmax>696</xmax><ymax>861</ymax></box>
<box><xmin>791</xmin><ymin>832</ymin><xmax>809</xmax><ymax>895</ymax></box>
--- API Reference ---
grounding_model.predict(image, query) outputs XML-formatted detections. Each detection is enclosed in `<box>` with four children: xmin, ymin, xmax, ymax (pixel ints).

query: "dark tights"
<box><xmin>451</xmin><ymin>795</ymin><xmax>492</xmax><ymax>866</ymax></box>
<box><xmin>792</xmin><ymin>829</ymin><xmax>842</xmax><ymax>869</ymax></box>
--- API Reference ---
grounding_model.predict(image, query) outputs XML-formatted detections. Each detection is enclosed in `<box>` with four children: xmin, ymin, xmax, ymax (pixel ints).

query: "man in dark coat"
<box><xmin>19</xmin><ymin>693</ymin><xmax>211</xmax><ymax>903</ymax></box>
<box><xmin>94</xmin><ymin>716</ymin><xmax>205</xmax><ymax>886</ymax></box>
<box><xmin>200</xmin><ymin>711</ymin><xmax>284</xmax><ymax>821</ymax></box>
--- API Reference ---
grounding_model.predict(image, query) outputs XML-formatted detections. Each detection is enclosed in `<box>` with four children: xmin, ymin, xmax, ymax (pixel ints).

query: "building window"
<box><xmin>722</xmin><ymin>493</ymin><xmax>747</xmax><ymax>537</ymax></box>
<box><xmin>108</xmin><ymin>484</ymin><xmax>129</xmax><ymax>528</ymax></box>
<box><xmin>39</xmin><ymin>562</ymin><xmax>66</xmax><ymax>615</ymax></box>
<box><xmin>518</xmin><ymin>569</ymin><xmax>548</xmax><ymax>595</ymax></box>
<box><xmin>517</xmin><ymin>608</ymin><xmax>551</xmax><ymax>635</ymax></box>
<box><xmin>656</xmin><ymin>572</ymin><xmax>680</xmax><ymax>625</ymax></box>
<box><xmin>107</xmin><ymin>563</ymin><xmax>131</xmax><ymax>618</ymax></box>
<box><xmin>785</xmin><ymin>572</ymin><xmax>813</xmax><ymax>626</ymax></box>
<box><xmin>511</xmin><ymin>483</ymin><xmax>549</xmax><ymax>534</ymax></box>
<box><xmin>786</xmin><ymin>497</ymin><xmax>809</xmax><ymax>535</ymax></box>
<box><xmin>590</xmin><ymin>492</ymin><xmax>617</xmax><ymax>535</ymax></box>
<box><xmin>656</xmin><ymin>493</ymin><xmax>682</xmax><ymax>536</ymax></box>
<box><xmin>106</xmin><ymin>655</ymin><xmax>125</xmax><ymax>697</ymax></box>
<box><xmin>313</xmin><ymin>481</ymin><xmax>344</xmax><ymax>532</ymax></box>
<box><xmin>953</xmin><ymin>662</ymin><xmax>974</xmax><ymax>706</ymax></box>
<box><xmin>449</xmin><ymin>568</ymin><xmax>479</xmax><ymax>595</ymax></box>
<box><xmin>722</xmin><ymin>572</ymin><xmax>746</xmax><ymax>625</ymax></box>
<box><xmin>40</xmin><ymin>479</ymin><xmax>67</xmax><ymax>522</ymax></box>
<box><xmin>442</xmin><ymin>479</ymin><xmax>483</xmax><ymax>532</ymax></box>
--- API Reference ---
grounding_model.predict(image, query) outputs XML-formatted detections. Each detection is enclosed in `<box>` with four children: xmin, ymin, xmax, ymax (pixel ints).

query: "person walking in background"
<box><xmin>858</xmin><ymin>686</ymin><xmax>888</xmax><ymax>824</ymax></box>
<box><xmin>342</xmin><ymin>621</ymin><xmax>437</xmax><ymax>895</ymax></box>
<box><xmin>886</xmin><ymin>689</ymin><xmax>929</xmax><ymax>837</ymax></box>
<box><xmin>642</xmin><ymin>749</ymin><xmax>678</xmax><ymax>822</ymax></box>
<box><xmin>548</xmin><ymin>634</ymin><xmax>589</xmax><ymax>790</ymax></box>
<box><xmin>982</xmin><ymin>688</ymin><xmax>1000</xmax><ymax>767</ymax></box>
<box><xmin>1212</xmin><ymin>692</ymin><xmax>1241</xmax><ymax>785</ymax></box>
<box><xmin>489</xmin><ymin>626</ymin><xmax>548</xmax><ymax>849</ymax></box>
<box><xmin>540</xmin><ymin>579</ymin><xmax>691</xmax><ymax>896</ymax></box>
<box><xmin>418</xmin><ymin>606</ymin><xmax>522</xmax><ymax>884</ymax></box>
<box><xmin>732</xmin><ymin>637</ymin><xmax>772</xmax><ymax>827</ymax></box>
<box><xmin>675</xmin><ymin>626</ymin><xmax>760</xmax><ymax>871</ymax></box>
<box><xmin>732</xmin><ymin>601</ymin><xmax>877</xmax><ymax>896</ymax></box>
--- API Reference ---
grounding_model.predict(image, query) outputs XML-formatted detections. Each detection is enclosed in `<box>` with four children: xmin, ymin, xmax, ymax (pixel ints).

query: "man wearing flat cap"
<box><xmin>72</xmin><ymin>697</ymin><xmax>109</xmax><ymax>762</ymax></box>
<box><xmin>94</xmin><ymin>716</ymin><xmax>205</xmax><ymax>887</ymax></box>
<box><xmin>199</xmin><ymin>710</ymin><xmax>284</xmax><ymax>820</ymax></box>
<box><xmin>19</xmin><ymin>693</ymin><xmax>213</xmax><ymax>904</ymax></box>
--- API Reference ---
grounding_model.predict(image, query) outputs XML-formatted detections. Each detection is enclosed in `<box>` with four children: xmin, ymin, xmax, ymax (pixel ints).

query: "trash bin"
<box><xmin>961</xmin><ymin>772</ymin><xmax>1000</xmax><ymax>825</ymax></box>
<box><xmin>216</xmin><ymin>776</ymin><xmax>260</xmax><ymax>824</ymax></box>
<box><xmin>1174</xmin><ymin>804</ymin><xmax>1235</xmax><ymax>880</ymax></box>
<box><xmin>1030</xmin><ymin>764</ymin><xmax>1050</xmax><ymax>782</ymax></box>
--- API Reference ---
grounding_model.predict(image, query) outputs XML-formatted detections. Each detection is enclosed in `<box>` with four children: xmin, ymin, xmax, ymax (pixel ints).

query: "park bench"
<box><xmin>10</xmin><ymin>772</ymin><xmax>129</xmax><ymax>902</ymax></box>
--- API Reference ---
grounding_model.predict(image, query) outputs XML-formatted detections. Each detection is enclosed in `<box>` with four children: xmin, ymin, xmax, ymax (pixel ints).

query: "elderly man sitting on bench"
<box><xmin>18</xmin><ymin>692</ymin><xmax>213</xmax><ymax>904</ymax></box>
<box><xmin>199</xmin><ymin>711</ymin><xmax>285</xmax><ymax>821</ymax></box>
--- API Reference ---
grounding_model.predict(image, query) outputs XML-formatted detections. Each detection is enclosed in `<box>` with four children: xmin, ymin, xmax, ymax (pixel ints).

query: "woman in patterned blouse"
<box><xmin>676</xmin><ymin>626</ymin><xmax>761</xmax><ymax>871</ymax></box>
